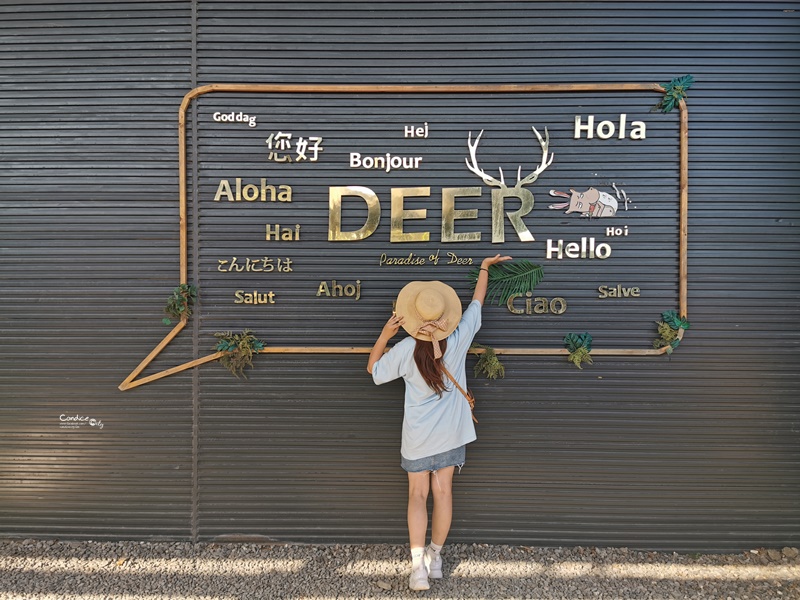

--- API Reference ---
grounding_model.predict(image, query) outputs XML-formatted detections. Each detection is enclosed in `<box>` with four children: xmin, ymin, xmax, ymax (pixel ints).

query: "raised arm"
<box><xmin>472</xmin><ymin>254</ymin><xmax>512</xmax><ymax>305</ymax></box>
<box><xmin>366</xmin><ymin>314</ymin><xmax>405</xmax><ymax>374</ymax></box>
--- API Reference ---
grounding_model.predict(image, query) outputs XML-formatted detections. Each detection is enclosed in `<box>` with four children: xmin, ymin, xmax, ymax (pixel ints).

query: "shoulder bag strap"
<box><xmin>441</xmin><ymin>365</ymin><xmax>478</xmax><ymax>423</ymax></box>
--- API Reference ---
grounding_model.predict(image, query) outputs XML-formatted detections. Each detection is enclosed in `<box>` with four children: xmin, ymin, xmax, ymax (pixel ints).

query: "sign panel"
<box><xmin>121</xmin><ymin>84</ymin><xmax>688</xmax><ymax>389</ymax></box>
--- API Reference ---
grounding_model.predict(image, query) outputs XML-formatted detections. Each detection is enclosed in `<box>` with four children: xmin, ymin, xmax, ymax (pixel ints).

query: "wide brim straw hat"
<box><xmin>396</xmin><ymin>280</ymin><xmax>462</xmax><ymax>343</ymax></box>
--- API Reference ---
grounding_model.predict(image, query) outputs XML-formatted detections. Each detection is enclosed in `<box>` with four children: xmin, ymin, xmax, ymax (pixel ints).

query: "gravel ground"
<box><xmin>1</xmin><ymin>539</ymin><xmax>798</xmax><ymax>600</ymax></box>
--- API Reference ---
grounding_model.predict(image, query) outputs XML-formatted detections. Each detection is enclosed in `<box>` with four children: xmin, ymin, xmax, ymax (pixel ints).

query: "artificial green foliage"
<box><xmin>654</xmin><ymin>320</ymin><xmax>680</xmax><ymax>353</ymax></box>
<box><xmin>163</xmin><ymin>283</ymin><xmax>198</xmax><ymax>325</ymax></box>
<box><xmin>470</xmin><ymin>343</ymin><xmax>505</xmax><ymax>379</ymax></box>
<box><xmin>653</xmin><ymin>310</ymin><xmax>691</xmax><ymax>354</ymax></box>
<box><xmin>214</xmin><ymin>329</ymin><xmax>266</xmax><ymax>379</ymax></box>
<box><xmin>563</xmin><ymin>332</ymin><xmax>593</xmax><ymax>369</ymax></box>
<box><xmin>661</xmin><ymin>310</ymin><xmax>691</xmax><ymax>331</ymax></box>
<box><xmin>468</xmin><ymin>259</ymin><xmax>544</xmax><ymax>306</ymax></box>
<box><xmin>655</xmin><ymin>74</ymin><xmax>694</xmax><ymax>113</ymax></box>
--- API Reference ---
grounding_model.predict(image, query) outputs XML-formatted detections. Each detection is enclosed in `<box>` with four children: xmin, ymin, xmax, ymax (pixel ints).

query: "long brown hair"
<box><xmin>413</xmin><ymin>338</ymin><xmax>448</xmax><ymax>396</ymax></box>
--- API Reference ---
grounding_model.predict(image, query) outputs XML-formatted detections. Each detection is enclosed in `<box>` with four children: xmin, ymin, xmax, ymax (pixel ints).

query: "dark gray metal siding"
<box><xmin>1</xmin><ymin>1</ymin><xmax>798</xmax><ymax>552</ymax></box>
<box><xmin>0</xmin><ymin>1</ymin><xmax>195</xmax><ymax>539</ymax></box>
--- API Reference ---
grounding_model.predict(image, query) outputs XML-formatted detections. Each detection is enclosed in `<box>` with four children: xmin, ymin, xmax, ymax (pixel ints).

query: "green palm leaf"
<box><xmin>654</xmin><ymin>74</ymin><xmax>694</xmax><ymax>113</ymax></box>
<box><xmin>468</xmin><ymin>260</ymin><xmax>544</xmax><ymax>306</ymax></box>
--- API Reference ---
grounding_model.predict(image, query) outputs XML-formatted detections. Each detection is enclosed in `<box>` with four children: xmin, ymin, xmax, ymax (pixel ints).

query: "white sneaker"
<box><xmin>424</xmin><ymin>548</ymin><xmax>443</xmax><ymax>579</ymax></box>
<box><xmin>409</xmin><ymin>564</ymin><xmax>430</xmax><ymax>591</ymax></box>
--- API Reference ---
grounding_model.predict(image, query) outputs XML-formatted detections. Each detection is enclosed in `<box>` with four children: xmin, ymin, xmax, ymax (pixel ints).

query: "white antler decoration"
<box><xmin>465</xmin><ymin>126</ymin><xmax>554</xmax><ymax>189</ymax></box>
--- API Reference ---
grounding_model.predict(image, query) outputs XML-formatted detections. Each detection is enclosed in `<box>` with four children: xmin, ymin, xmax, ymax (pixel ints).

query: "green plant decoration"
<box><xmin>163</xmin><ymin>283</ymin><xmax>198</xmax><ymax>325</ymax></box>
<box><xmin>468</xmin><ymin>259</ymin><xmax>544</xmax><ymax>306</ymax></box>
<box><xmin>470</xmin><ymin>343</ymin><xmax>505</xmax><ymax>379</ymax></box>
<box><xmin>654</xmin><ymin>74</ymin><xmax>694</xmax><ymax>113</ymax></box>
<box><xmin>653</xmin><ymin>310</ymin><xmax>691</xmax><ymax>354</ymax></box>
<box><xmin>214</xmin><ymin>329</ymin><xmax>266</xmax><ymax>379</ymax></box>
<box><xmin>564</xmin><ymin>332</ymin><xmax>593</xmax><ymax>369</ymax></box>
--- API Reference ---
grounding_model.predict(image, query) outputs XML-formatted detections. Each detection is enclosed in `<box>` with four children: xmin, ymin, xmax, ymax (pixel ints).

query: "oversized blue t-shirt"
<box><xmin>371</xmin><ymin>299</ymin><xmax>481</xmax><ymax>461</ymax></box>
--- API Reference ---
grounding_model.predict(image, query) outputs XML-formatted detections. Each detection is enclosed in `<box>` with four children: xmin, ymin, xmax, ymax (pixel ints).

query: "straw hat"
<box><xmin>396</xmin><ymin>281</ymin><xmax>462</xmax><ymax>358</ymax></box>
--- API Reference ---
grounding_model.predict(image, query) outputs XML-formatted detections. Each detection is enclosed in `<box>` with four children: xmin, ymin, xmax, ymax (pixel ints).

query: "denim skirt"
<box><xmin>401</xmin><ymin>444</ymin><xmax>466</xmax><ymax>473</ymax></box>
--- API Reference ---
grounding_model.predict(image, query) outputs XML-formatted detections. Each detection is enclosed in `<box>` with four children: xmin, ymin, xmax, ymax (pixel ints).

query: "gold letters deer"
<box><xmin>465</xmin><ymin>126</ymin><xmax>554</xmax><ymax>242</ymax></box>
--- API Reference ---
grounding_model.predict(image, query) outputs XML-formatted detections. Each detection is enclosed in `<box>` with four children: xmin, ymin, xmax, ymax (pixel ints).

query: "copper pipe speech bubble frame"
<box><xmin>120</xmin><ymin>83</ymin><xmax>687</xmax><ymax>391</ymax></box>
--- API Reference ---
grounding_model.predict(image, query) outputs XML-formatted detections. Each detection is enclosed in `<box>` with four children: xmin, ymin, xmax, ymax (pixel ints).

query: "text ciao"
<box><xmin>507</xmin><ymin>293</ymin><xmax>567</xmax><ymax>315</ymax></box>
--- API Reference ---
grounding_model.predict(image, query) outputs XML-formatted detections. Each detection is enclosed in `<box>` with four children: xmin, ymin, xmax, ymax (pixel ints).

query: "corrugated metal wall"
<box><xmin>0</xmin><ymin>1</ymin><xmax>195</xmax><ymax>539</ymax></box>
<box><xmin>1</xmin><ymin>0</ymin><xmax>798</xmax><ymax>552</ymax></box>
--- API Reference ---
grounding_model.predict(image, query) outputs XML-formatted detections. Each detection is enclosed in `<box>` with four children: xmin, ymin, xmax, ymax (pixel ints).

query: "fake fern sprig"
<box><xmin>163</xmin><ymin>283</ymin><xmax>198</xmax><ymax>325</ymax></box>
<box><xmin>564</xmin><ymin>332</ymin><xmax>593</xmax><ymax>369</ymax></box>
<box><xmin>468</xmin><ymin>259</ymin><xmax>544</xmax><ymax>306</ymax></box>
<box><xmin>214</xmin><ymin>329</ymin><xmax>265</xmax><ymax>379</ymax></box>
<box><xmin>653</xmin><ymin>310</ymin><xmax>690</xmax><ymax>354</ymax></box>
<box><xmin>655</xmin><ymin>74</ymin><xmax>694</xmax><ymax>113</ymax></box>
<box><xmin>470</xmin><ymin>342</ymin><xmax>505</xmax><ymax>379</ymax></box>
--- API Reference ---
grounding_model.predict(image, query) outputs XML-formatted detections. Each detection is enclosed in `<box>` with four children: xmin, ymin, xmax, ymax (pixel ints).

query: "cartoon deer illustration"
<box><xmin>465</xmin><ymin>126</ymin><xmax>554</xmax><ymax>242</ymax></box>
<box><xmin>548</xmin><ymin>182</ymin><xmax>628</xmax><ymax>218</ymax></box>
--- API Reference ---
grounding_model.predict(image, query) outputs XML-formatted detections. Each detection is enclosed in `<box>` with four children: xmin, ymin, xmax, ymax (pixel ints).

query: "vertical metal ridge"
<box><xmin>190</xmin><ymin>0</ymin><xmax>201</xmax><ymax>544</ymax></box>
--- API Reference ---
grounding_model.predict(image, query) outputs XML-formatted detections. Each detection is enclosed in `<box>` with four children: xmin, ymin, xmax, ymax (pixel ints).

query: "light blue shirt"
<box><xmin>372</xmin><ymin>300</ymin><xmax>481</xmax><ymax>461</ymax></box>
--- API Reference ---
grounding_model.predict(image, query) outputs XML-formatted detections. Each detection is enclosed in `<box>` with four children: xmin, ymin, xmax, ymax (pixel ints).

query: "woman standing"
<box><xmin>367</xmin><ymin>254</ymin><xmax>511</xmax><ymax>591</ymax></box>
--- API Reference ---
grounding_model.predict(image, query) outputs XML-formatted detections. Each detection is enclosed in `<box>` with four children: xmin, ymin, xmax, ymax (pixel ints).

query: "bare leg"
<box><xmin>430</xmin><ymin>466</ymin><xmax>455</xmax><ymax>546</ymax></box>
<box><xmin>407</xmin><ymin>471</ymin><xmax>431</xmax><ymax>549</ymax></box>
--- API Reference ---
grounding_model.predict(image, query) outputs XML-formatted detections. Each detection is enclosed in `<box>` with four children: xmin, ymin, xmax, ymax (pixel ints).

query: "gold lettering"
<box><xmin>265</xmin><ymin>224</ymin><xmax>300</xmax><ymax>241</ymax></box>
<box><xmin>390</xmin><ymin>187</ymin><xmax>430</xmax><ymax>243</ymax></box>
<box><xmin>533</xmin><ymin>296</ymin><xmax>548</xmax><ymax>314</ymax></box>
<box><xmin>441</xmin><ymin>187</ymin><xmax>481</xmax><ymax>242</ymax></box>
<box><xmin>316</xmin><ymin>280</ymin><xmax>361</xmax><ymax>300</ymax></box>
<box><xmin>261</xmin><ymin>178</ymin><xmax>276</xmax><ymax>201</ymax></box>
<box><xmin>506</xmin><ymin>294</ymin><xmax>525</xmax><ymax>315</ymax></box>
<box><xmin>214</xmin><ymin>179</ymin><xmax>235</xmax><ymax>202</ymax></box>
<box><xmin>446</xmin><ymin>252</ymin><xmax>473</xmax><ymax>265</ymax></box>
<box><xmin>277</xmin><ymin>185</ymin><xmax>292</xmax><ymax>202</ymax></box>
<box><xmin>492</xmin><ymin>188</ymin><xmax>535</xmax><ymax>243</ymax></box>
<box><xmin>550</xmin><ymin>297</ymin><xmax>567</xmax><ymax>314</ymax></box>
<box><xmin>507</xmin><ymin>294</ymin><xmax>568</xmax><ymax>315</ymax></box>
<box><xmin>379</xmin><ymin>252</ymin><xmax>426</xmax><ymax>266</ymax></box>
<box><xmin>242</xmin><ymin>183</ymin><xmax>259</xmax><ymax>201</ymax></box>
<box><xmin>233</xmin><ymin>290</ymin><xmax>275</xmax><ymax>304</ymax></box>
<box><xmin>328</xmin><ymin>186</ymin><xmax>381</xmax><ymax>241</ymax></box>
<box><xmin>265</xmin><ymin>224</ymin><xmax>281</xmax><ymax>241</ymax></box>
<box><xmin>213</xmin><ymin>178</ymin><xmax>291</xmax><ymax>202</ymax></box>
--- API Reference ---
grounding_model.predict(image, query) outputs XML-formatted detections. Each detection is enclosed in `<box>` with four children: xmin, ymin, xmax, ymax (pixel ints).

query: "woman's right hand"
<box><xmin>381</xmin><ymin>313</ymin><xmax>405</xmax><ymax>339</ymax></box>
<box><xmin>481</xmin><ymin>254</ymin><xmax>512</xmax><ymax>269</ymax></box>
<box><xmin>473</xmin><ymin>254</ymin><xmax>512</xmax><ymax>305</ymax></box>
